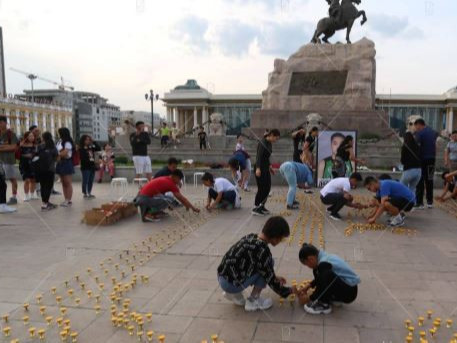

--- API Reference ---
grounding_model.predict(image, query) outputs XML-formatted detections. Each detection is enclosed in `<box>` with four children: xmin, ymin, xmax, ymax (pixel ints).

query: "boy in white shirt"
<box><xmin>202</xmin><ymin>172</ymin><xmax>241</xmax><ymax>210</ymax></box>
<box><xmin>320</xmin><ymin>173</ymin><xmax>365</xmax><ymax>221</ymax></box>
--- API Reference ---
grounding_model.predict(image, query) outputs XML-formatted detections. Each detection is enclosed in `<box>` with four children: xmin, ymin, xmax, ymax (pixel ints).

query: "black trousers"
<box><xmin>321</xmin><ymin>193</ymin><xmax>347</xmax><ymax>215</ymax></box>
<box><xmin>38</xmin><ymin>171</ymin><xmax>55</xmax><ymax>203</ymax></box>
<box><xmin>0</xmin><ymin>173</ymin><xmax>6</xmax><ymax>204</ymax></box>
<box><xmin>293</xmin><ymin>150</ymin><xmax>303</xmax><ymax>163</ymax></box>
<box><xmin>200</xmin><ymin>140</ymin><xmax>207</xmax><ymax>150</ymax></box>
<box><xmin>311</xmin><ymin>269</ymin><xmax>358</xmax><ymax>304</ymax></box>
<box><xmin>416</xmin><ymin>158</ymin><xmax>435</xmax><ymax>206</ymax></box>
<box><xmin>255</xmin><ymin>169</ymin><xmax>271</xmax><ymax>207</ymax></box>
<box><xmin>161</xmin><ymin>136</ymin><xmax>169</xmax><ymax>147</ymax></box>
<box><xmin>208</xmin><ymin>188</ymin><xmax>236</xmax><ymax>205</ymax></box>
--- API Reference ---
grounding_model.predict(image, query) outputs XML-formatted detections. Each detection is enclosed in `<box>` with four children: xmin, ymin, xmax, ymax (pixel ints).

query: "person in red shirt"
<box><xmin>134</xmin><ymin>169</ymin><xmax>200</xmax><ymax>222</ymax></box>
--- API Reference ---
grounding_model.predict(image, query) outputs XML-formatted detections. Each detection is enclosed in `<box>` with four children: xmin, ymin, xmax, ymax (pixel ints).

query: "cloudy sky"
<box><xmin>1</xmin><ymin>0</ymin><xmax>456</xmax><ymax>116</ymax></box>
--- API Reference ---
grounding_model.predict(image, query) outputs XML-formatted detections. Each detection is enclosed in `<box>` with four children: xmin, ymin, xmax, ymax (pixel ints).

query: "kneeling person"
<box><xmin>279</xmin><ymin>161</ymin><xmax>314</xmax><ymax>210</ymax></box>
<box><xmin>320</xmin><ymin>173</ymin><xmax>365</xmax><ymax>221</ymax></box>
<box><xmin>364</xmin><ymin>177</ymin><xmax>415</xmax><ymax>227</ymax></box>
<box><xmin>134</xmin><ymin>170</ymin><xmax>200</xmax><ymax>222</ymax></box>
<box><xmin>217</xmin><ymin>216</ymin><xmax>296</xmax><ymax>311</ymax></box>
<box><xmin>202</xmin><ymin>172</ymin><xmax>240</xmax><ymax>210</ymax></box>
<box><xmin>298</xmin><ymin>243</ymin><xmax>360</xmax><ymax>315</ymax></box>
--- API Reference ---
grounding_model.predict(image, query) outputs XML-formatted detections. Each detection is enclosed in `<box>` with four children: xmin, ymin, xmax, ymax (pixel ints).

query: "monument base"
<box><xmin>246</xmin><ymin>109</ymin><xmax>391</xmax><ymax>137</ymax></box>
<box><xmin>248</xmin><ymin>37</ymin><xmax>391</xmax><ymax>136</ymax></box>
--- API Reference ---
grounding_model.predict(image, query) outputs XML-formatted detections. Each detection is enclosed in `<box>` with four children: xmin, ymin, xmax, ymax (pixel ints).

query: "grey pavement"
<box><xmin>0</xmin><ymin>182</ymin><xmax>457</xmax><ymax>342</ymax></box>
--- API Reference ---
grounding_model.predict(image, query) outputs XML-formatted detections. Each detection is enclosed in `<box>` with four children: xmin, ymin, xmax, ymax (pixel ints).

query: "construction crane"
<box><xmin>10</xmin><ymin>67</ymin><xmax>74</xmax><ymax>103</ymax></box>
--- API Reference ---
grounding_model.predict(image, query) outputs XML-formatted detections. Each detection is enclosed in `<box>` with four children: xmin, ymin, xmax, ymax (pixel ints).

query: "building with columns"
<box><xmin>163</xmin><ymin>80</ymin><xmax>457</xmax><ymax>136</ymax></box>
<box><xmin>0</xmin><ymin>96</ymin><xmax>72</xmax><ymax>138</ymax></box>
<box><xmin>17</xmin><ymin>89</ymin><xmax>122</xmax><ymax>142</ymax></box>
<box><xmin>162</xmin><ymin>80</ymin><xmax>261</xmax><ymax>136</ymax></box>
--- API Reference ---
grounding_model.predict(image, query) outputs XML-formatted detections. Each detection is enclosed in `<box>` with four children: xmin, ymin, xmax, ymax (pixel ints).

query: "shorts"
<box><xmin>388</xmin><ymin>196</ymin><xmax>414</xmax><ymax>212</ymax></box>
<box><xmin>132</xmin><ymin>156</ymin><xmax>152</xmax><ymax>175</ymax></box>
<box><xmin>56</xmin><ymin>159</ymin><xmax>75</xmax><ymax>176</ymax></box>
<box><xmin>1</xmin><ymin>163</ymin><xmax>17</xmax><ymax>179</ymax></box>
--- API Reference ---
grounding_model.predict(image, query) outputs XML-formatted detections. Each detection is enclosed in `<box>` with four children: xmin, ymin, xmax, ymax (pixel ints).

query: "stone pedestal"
<box><xmin>247</xmin><ymin>37</ymin><xmax>390</xmax><ymax>136</ymax></box>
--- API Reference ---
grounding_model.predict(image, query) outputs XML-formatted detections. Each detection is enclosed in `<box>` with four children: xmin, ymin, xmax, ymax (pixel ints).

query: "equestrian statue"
<box><xmin>311</xmin><ymin>0</ymin><xmax>367</xmax><ymax>44</ymax></box>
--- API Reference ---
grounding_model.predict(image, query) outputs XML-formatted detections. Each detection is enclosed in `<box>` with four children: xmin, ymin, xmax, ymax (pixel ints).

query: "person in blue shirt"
<box><xmin>414</xmin><ymin>118</ymin><xmax>438</xmax><ymax>209</ymax></box>
<box><xmin>364</xmin><ymin>177</ymin><xmax>416</xmax><ymax>227</ymax></box>
<box><xmin>228</xmin><ymin>150</ymin><xmax>249</xmax><ymax>191</ymax></box>
<box><xmin>297</xmin><ymin>243</ymin><xmax>360</xmax><ymax>315</ymax></box>
<box><xmin>279</xmin><ymin>161</ymin><xmax>314</xmax><ymax>210</ymax></box>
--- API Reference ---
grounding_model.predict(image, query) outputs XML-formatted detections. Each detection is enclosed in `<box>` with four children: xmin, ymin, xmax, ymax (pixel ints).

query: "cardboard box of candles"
<box><xmin>100</xmin><ymin>202</ymin><xmax>138</xmax><ymax>219</ymax></box>
<box><xmin>83</xmin><ymin>208</ymin><xmax>123</xmax><ymax>226</ymax></box>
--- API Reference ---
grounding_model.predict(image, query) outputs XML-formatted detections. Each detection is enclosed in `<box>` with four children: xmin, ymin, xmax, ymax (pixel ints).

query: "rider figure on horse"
<box><xmin>327</xmin><ymin>0</ymin><xmax>343</xmax><ymax>26</ymax></box>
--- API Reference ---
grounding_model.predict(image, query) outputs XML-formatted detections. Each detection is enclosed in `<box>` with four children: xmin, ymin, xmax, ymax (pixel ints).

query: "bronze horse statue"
<box><xmin>311</xmin><ymin>0</ymin><xmax>367</xmax><ymax>44</ymax></box>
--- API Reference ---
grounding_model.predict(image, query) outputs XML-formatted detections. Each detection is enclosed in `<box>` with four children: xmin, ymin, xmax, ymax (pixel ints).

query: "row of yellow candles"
<box><xmin>1</xmin><ymin>209</ymin><xmax>211</xmax><ymax>342</ymax></box>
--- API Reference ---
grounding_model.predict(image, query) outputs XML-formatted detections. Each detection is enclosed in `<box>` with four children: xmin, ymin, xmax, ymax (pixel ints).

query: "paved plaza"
<box><xmin>1</xmin><ymin>182</ymin><xmax>457</xmax><ymax>343</ymax></box>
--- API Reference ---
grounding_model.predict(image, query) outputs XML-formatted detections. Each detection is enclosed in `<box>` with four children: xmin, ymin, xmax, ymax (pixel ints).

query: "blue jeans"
<box><xmin>208</xmin><ymin>188</ymin><xmax>236</xmax><ymax>205</ymax></box>
<box><xmin>218</xmin><ymin>274</ymin><xmax>267</xmax><ymax>294</ymax></box>
<box><xmin>400</xmin><ymin>168</ymin><xmax>421</xmax><ymax>194</ymax></box>
<box><xmin>280</xmin><ymin>162</ymin><xmax>313</xmax><ymax>206</ymax></box>
<box><xmin>81</xmin><ymin>170</ymin><xmax>95</xmax><ymax>195</ymax></box>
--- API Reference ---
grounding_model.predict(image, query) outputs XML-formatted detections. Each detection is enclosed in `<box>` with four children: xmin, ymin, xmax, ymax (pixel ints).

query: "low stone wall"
<box><xmin>11</xmin><ymin>165</ymin><xmax>445</xmax><ymax>188</ymax></box>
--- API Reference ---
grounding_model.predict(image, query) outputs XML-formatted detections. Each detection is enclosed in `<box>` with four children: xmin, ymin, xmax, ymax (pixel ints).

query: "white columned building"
<box><xmin>15</xmin><ymin>109</ymin><xmax>21</xmax><ymax>136</ymax></box>
<box><xmin>25</xmin><ymin>111</ymin><xmax>30</xmax><ymax>130</ymax></box>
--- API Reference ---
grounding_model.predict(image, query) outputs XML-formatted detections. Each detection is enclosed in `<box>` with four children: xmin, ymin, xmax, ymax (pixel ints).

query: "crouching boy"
<box><xmin>202</xmin><ymin>172</ymin><xmax>241</xmax><ymax>210</ymax></box>
<box><xmin>297</xmin><ymin>243</ymin><xmax>360</xmax><ymax>315</ymax></box>
<box><xmin>217</xmin><ymin>216</ymin><xmax>296</xmax><ymax>311</ymax></box>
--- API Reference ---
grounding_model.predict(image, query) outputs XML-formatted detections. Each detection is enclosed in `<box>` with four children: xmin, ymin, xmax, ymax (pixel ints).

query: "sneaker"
<box><xmin>304</xmin><ymin>189</ymin><xmax>314</xmax><ymax>194</ymax></box>
<box><xmin>60</xmin><ymin>201</ymin><xmax>72</xmax><ymax>207</ymax></box>
<box><xmin>245</xmin><ymin>296</ymin><xmax>273</xmax><ymax>312</ymax></box>
<box><xmin>259</xmin><ymin>206</ymin><xmax>271</xmax><ymax>215</ymax></box>
<box><xmin>287</xmin><ymin>204</ymin><xmax>299</xmax><ymax>210</ymax></box>
<box><xmin>143</xmin><ymin>214</ymin><xmax>161</xmax><ymax>222</ymax></box>
<box><xmin>330</xmin><ymin>301</ymin><xmax>344</xmax><ymax>308</ymax></box>
<box><xmin>251</xmin><ymin>207</ymin><xmax>265</xmax><ymax>216</ymax></box>
<box><xmin>7</xmin><ymin>197</ymin><xmax>17</xmax><ymax>205</ymax></box>
<box><xmin>413</xmin><ymin>205</ymin><xmax>425</xmax><ymax>211</ymax></box>
<box><xmin>326</xmin><ymin>208</ymin><xmax>333</xmax><ymax>214</ymax></box>
<box><xmin>304</xmin><ymin>301</ymin><xmax>332</xmax><ymax>315</ymax></box>
<box><xmin>41</xmin><ymin>203</ymin><xmax>57</xmax><ymax>212</ymax></box>
<box><xmin>329</xmin><ymin>213</ymin><xmax>342</xmax><ymax>221</ymax></box>
<box><xmin>223</xmin><ymin>292</ymin><xmax>245</xmax><ymax>306</ymax></box>
<box><xmin>0</xmin><ymin>204</ymin><xmax>17</xmax><ymax>213</ymax></box>
<box><xmin>388</xmin><ymin>214</ymin><xmax>405</xmax><ymax>227</ymax></box>
<box><xmin>51</xmin><ymin>190</ymin><xmax>61</xmax><ymax>195</ymax></box>
<box><xmin>88</xmin><ymin>194</ymin><xmax>96</xmax><ymax>199</ymax></box>
<box><xmin>31</xmin><ymin>193</ymin><xmax>39</xmax><ymax>200</ymax></box>
<box><xmin>243</xmin><ymin>187</ymin><xmax>250</xmax><ymax>192</ymax></box>
<box><xmin>24</xmin><ymin>194</ymin><xmax>31</xmax><ymax>202</ymax></box>
<box><xmin>293</xmin><ymin>200</ymin><xmax>300</xmax><ymax>206</ymax></box>
<box><xmin>427</xmin><ymin>203</ymin><xmax>434</xmax><ymax>209</ymax></box>
<box><xmin>83</xmin><ymin>194</ymin><xmax>89</xmax><ymax>198</ymax></box>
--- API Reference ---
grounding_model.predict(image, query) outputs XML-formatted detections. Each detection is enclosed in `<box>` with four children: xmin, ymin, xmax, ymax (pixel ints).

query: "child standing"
<box><xmin>217</xmin><ymin>216</ymin><xmax>296</xmax><ymax>311</ymax></box>
<box><xmin>297</xmin><ymin>243</ymin><xmax>360</xmax><ymax>315</ymax></box>
<box><xmin>198</xmin><ymin>126</ymin><xmax>207</xmax><ymax>151</ymax></box>
<box><xmin>98</xmin><ymin>144</ymin><xmax>115</xmax><ymax>183</ymax></box>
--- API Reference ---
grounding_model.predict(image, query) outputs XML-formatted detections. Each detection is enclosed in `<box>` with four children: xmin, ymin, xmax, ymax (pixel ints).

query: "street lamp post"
<box><xmin>145</xmin><ymin>90</ymin><xmax>159</xmax><ymax>135</ymax></box>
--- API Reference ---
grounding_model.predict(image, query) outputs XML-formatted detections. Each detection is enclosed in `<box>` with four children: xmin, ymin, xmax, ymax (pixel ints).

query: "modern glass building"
<box><xmin>163</xmin><ymin>80</ymin><xmax>457</xmax><ymax>136</ymax></box>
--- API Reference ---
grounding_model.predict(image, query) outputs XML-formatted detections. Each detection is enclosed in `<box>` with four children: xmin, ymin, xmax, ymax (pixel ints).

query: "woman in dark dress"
<box><xmin>252</xmin><ymin>129</ymin><xmax>281</xmax><ymax>216</ymax></box>
<box><xmin>19</xmin><ymin>131</ymin><xmax>37</xmax><ymax>201</ymax></box>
